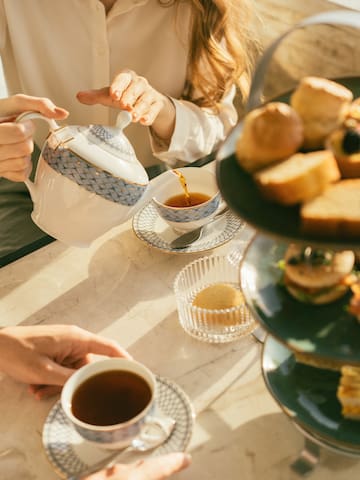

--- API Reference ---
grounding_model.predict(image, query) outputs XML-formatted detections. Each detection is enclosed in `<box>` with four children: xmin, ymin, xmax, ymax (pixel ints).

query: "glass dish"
<box><xmin>173</xmin><ymin>255</ymin><xmax>256</xmax><ymax>343</ymax></box>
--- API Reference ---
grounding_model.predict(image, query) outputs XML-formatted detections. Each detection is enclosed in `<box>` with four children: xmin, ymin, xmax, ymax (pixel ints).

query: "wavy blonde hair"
<box><xmin>160</xmin><ymin>0</ymin><xmax>261</xmax><ymax>108</ymax></box>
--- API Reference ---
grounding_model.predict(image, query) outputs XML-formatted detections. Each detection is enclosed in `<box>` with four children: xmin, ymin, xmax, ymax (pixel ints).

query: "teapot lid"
<box><xmin>51</xmin><ymin>111</ymin><xmax>148</xmax><ymax>185</ymax></box>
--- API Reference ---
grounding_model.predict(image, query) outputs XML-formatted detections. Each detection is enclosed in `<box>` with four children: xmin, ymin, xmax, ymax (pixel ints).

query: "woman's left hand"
<box><xmin>77</xmin><ymin>69</ymin><xmax>175</xmax><ymax>141</ymax></box>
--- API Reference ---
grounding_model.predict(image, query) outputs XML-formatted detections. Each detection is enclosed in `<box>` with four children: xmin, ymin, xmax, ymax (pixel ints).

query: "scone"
<box><xmin>254</xmin><ymin>150</ymin><xmax>340</xmax><ymax>205</ymax></box>
<box><xmin>301</xmin><ymin>179</ymin><xmax>360</xmax><ymax>238</ymax></box>
<box><xmin>327</xmin><ymin>119</ymin><xmax>360</xmax><ymax>178</ymax></box>
<box><xmin>235</xmin><ymin>102</ymin><xmax>304</xmax><ymax>173</ymax></box>
<box><xmin>290</xmin><ymin>76</ymin><xmax>353</xmax><ymax>150</ymax></box>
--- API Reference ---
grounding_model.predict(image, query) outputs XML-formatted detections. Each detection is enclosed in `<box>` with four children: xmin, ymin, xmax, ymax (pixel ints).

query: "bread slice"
<box><xmin>301</xmin><ymin>179</ymin><xmax>360</xmax><ymax>238</ymax></box>
<box><xmin>254</xmin><ymin>150</ymin><xmax>340</xmax><ymax>205</ymax></box>
<box><xmin>294</xmin><ymin>352</ymin><xmax>344</xmax><ymax>371</ymax></box>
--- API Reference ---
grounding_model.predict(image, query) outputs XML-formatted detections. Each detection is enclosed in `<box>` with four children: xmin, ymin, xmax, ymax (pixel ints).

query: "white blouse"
<box><xmin>0</xmin><ymin>0</ymin><xmax>237</xmax><ymax>167</ymax></box>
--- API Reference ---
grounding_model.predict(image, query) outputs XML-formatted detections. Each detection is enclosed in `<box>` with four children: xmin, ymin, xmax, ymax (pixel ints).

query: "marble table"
<box><xmin>1</xmin><ymin>195</ymin><xmax>360</xmax><ymax>480</ymax></box>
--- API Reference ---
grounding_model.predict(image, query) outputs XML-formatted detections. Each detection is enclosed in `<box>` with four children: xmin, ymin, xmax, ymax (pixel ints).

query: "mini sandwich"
<box><xmin>337</xmin><ymin>365</ymin><xmax>360</xmax><ymax>420</ymax></box>
<box><xmin>283</xmin><ymin>244</ymin><xmax>355</xmax><ymax>305</ymax></box>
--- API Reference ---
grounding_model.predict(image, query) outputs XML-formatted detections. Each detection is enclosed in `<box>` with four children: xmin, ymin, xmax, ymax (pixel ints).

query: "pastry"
<box><xmin>235</xmin><ymin>102</ymin><xmax>304</xmax><ymax>173</ymax></box>
<box><xmin>254</xmin><ymin>150</ymin><xmax>340</xmax><ymax>205</ymax></box>
<box><xmin>290</xmin><ymin>76</ymin><xmax>353</xmax><ymax>149</ymax></box>
<box><xmin>337</xmin><ymin>365</ymin><xmax>360</xmax><ymax>420</ymax></box>
<box><xmin>327</xmin><ymin>119</ymin><xmax>360</xmax><ymax>178</ymax></box>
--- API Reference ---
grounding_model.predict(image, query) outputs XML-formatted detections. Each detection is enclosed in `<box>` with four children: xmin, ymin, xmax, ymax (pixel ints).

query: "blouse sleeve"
<box><xmin>149</xmin><ymin>85</ymin><xmax>238</xmax><ymax>166</ymax></box>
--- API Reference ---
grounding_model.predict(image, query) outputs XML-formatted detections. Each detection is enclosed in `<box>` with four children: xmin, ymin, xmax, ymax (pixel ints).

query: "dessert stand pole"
<box><xmin>291</xmin><ymin>422</ymin><xmax>360</xmax><ymax>476</ymax></box>
<box><xmin>290</xmin><ymin>438</ymin><xmax>320</xmax><ymax>477</ymax></box>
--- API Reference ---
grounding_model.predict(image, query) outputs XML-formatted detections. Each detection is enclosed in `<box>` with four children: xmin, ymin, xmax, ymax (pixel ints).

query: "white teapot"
<box><xmin>16</xmin><ymin>110</ymin><xmax>170</xmax><ymax>247</ymax></box>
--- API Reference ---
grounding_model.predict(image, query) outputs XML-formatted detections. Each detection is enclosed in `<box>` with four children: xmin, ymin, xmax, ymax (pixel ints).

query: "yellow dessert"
<box><xmin>192</xmin><ymin>283</ymin><xmax>246</xmax><ymax>327</ymax></box>
<box><xmin>192</xmin><ymin>283</ymin><xmax>244</xmax><ymax>310</ymax></box>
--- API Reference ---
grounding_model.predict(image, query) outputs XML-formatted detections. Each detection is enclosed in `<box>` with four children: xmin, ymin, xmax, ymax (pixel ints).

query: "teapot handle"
<box><xmin>15</xmin><ymin>110</ymin><xmax>60</xmax><ymax>131</ymax></box>
<box><xmin>15</xmin><ymin>111</ymin><xmax>60</xmax><ymax>201</ymax></box>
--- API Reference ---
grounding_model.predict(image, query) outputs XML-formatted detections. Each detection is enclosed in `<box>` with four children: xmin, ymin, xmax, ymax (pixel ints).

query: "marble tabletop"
<box><xmin>0</xmin><ymin>2</ymin><xmax>359</xmax><ymax>478</ymax></box>
<box><xmin>1</xmin><ymin>186</ymin><xmax>360</xmax><ymax>480</ymax></box>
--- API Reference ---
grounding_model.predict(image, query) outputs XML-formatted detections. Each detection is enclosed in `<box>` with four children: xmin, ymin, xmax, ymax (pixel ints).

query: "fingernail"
<box><xmin>112</xmin><ymin>90</ymin><xmax>121</xmax><ymax>101</ymax></box>
<box><xmin>54</xmin><ymin>107</ymin><xmax>68</xmax><ymax>115</ymax></box>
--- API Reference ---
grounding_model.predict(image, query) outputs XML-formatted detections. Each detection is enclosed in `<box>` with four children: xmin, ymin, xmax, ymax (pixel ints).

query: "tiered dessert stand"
<box><xmin>216</xmin><ymin>10</ymin><xmax>360</xmax><ymax>476</ymax></box>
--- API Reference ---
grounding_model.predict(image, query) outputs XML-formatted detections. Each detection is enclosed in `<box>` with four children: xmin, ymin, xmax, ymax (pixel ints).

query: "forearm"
<box><xmin>0</xmin><ymin>326</ymin><xmax>23</xmax><ymax>375</ymax></box>
<box><xmin>150</xmin><ymin>95</ymin><xmax>176</xmax><ymax>145</ymax></box>
<box><xmin>150</xmin><ymin>86</ymin><xmax>238</xmax><ymax>164</ymax></box>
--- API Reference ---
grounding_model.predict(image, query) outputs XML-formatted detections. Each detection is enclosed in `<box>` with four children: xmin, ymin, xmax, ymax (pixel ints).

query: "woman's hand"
<box><xmin>77</xmin><ymin>69</ymin><xmax>176</xmax><ymax>143</ymax></box>
<box><xmin>84</xmin><ymin>452</ymin><xmax>191</xmax><ymax>480</ymax></box>
<box><xmin>0</xmin><ymin>324</ymin><xmax>131</xmax><ymax>399</ymax></box>
<box><xmin>0</xmin><ymin>94</ymin><xmax>68</xmax><ymax>181</ymax></box>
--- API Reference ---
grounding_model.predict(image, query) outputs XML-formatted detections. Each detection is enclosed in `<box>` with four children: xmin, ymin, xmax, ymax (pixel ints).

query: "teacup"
<box><xmin>152</xmin><ymin>167</ymin><xmax>221</xmax><ymax>233</ymax></box>
<box><xmin>61</xmin><ymin>358</ymin><xmax>166</xmax><ymax>449</ymax></box>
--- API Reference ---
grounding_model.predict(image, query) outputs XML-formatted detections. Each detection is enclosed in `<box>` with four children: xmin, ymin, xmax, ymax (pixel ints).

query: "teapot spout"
<box><xmin>127</xmin><ymin>169</ymin><xmax>177</xmax><ymax>218</ymax></box>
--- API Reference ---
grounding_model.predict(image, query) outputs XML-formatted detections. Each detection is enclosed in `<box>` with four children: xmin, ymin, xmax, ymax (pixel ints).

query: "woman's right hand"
<box><xmin>0</xmin><ymin>94</ymin><xmax>68</xmax><ymax>181</ymax></box>
<box><xmin>84</xmin><ymin>452</ymin><xmax>191</xmax><ymax>480</ymax></box>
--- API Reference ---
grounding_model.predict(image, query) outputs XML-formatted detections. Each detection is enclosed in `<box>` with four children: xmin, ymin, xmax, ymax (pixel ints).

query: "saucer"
<box><xmin>132</xmin><ymin>202</ymin><xmax>243</xmax><ymax>254</ymax></box>
<box><xmin>42</xmin><ymin>376</ymin><xmax>195</xmax><ymax>479</ymax></box>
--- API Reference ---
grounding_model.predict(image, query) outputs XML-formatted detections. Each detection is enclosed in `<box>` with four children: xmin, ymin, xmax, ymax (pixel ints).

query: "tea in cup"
<box><xmin>152</xmin><ymin>167</ymin><xmax>221</xmax><ymax>233</ymax></box>
<box><xmin>61</xmin><ymin>358</ymin><xmax>168</xmax><ymax>449</ymax></box>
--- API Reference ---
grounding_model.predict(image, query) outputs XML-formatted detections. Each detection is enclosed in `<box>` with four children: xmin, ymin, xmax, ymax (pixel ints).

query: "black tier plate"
<box><xmin>216</xmin><ymin>77</ymin><xmax>360</xmax><ymax>249</ymax></box>
<box><xmin>241</xmin><ymin>234</ymin><xmax>360</xmax><ymax>365</ymax></box>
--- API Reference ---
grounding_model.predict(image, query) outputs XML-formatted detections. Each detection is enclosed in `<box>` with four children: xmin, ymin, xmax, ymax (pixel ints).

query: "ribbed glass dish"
<box><xmin>173</xmin><ymin>255</ymin><xmax>256</xmax><ymax>343</ymax></box>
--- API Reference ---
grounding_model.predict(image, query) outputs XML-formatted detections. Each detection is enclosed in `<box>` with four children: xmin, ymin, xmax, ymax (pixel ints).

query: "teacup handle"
<box><xmin>141</xmin><ymin>409</ymin><xmax>176</xmax><ymax>443</ymax></box>
<box><xmin>15</xmin><ymin>111</ymin><xmax>59</xmax><ymax>201</ymax></box>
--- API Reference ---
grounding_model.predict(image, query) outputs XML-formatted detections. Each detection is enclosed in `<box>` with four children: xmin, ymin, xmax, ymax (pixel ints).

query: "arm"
<box><xmin>0</xmin><ymin>94</ymin><xmax>68</xmax><ymax>181</ymax></box>
<box><xmin>77</xmin><ymin>70</ymin><xmax>237</xmax><ymax>166</ymax></box>
<box><xmin>0</xmin><ymin>324</ymin><xmax>130</xmax><ymax>398</ymax></box>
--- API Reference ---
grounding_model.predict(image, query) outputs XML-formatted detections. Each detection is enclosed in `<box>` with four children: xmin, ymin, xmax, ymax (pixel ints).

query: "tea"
<box><xmin>165</xmin><ymin>192</ymin><xmax>211</xmax><ymax>208</ymax></box>
<box><xmin>71</xmin><ymin>370</ymin><xmax>152</xmax><ymax>426</ymax></box>
<box><xmin>173</xmin><ymin>169</ymin><xmax>191</xmax><ymax>206</ymax></box>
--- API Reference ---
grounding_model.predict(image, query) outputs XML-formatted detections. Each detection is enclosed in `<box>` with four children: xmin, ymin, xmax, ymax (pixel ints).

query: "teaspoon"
<box><xmin>170</xmin><ymin>205</ymin><xmax>229</xmax><ymax>249</ymax></box>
